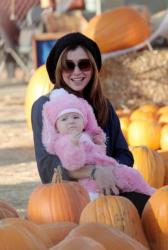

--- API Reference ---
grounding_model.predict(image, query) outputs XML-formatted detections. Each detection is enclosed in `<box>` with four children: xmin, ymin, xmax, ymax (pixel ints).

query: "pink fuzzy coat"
<box><xmin>42</xmin><ymin>130</ymin><xmax>156</xmax><ymax>196</ymax></box>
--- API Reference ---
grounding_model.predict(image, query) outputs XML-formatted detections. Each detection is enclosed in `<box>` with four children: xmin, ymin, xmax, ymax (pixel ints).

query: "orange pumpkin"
<box><xmin>1</xmin><ymin>217</ymin><xmax>53</xmax><ymax>248</ymax></box>
<box><xmin>160</xmin><ymin>124</ymin><xmax>168</xmax><ymax>150</ymax></box>
<box><xmin>27</xmin><ymin>170</ymin><xmax>90</xmax><ymax>224</ymax></box>
<box><xmin>119</xmin><ymin>116</ymin><xmax>130</xmax><ymax>140</ymax></box>
<box><xmin>24</xmin><ymin>65</ymin><xmax>53</xmax><ymax>129</ymax></box>
<box><xmin>0</xmin><ymin>219</ymin><xmax>47</xmax><ymax>250</ymax></box>
<box><xmin>0</xmin><ymin>200</ymin><xmax>19</xmax><ymax>219</ymax></box>
<box><xmin>50</xmin><ymin>235</ymin><xmax>106</xmax><ymax>250</ymax></box>
<box><xmin>142</xmin><ymin>186</ymin><xmax>168</xmax><ymax>250</ymax></box>
<box><xmin>157</xmin><ymin>105</ymin><xmax>168</xmax><ymax>116</ymax></box>
<box><xmin>128</xmin><ymin>119</ymin><xmax>161</xmax><ymax>150</ymax></box>
<box><xmin>157</xmin><ymin>149</ymin><xmax>168</xmax><ymax>185</ymax></box>
<box><xmin>83</xmin><ymin>6</ymin><xmax>150</xmax><ymax>53</ymax></box>
<box><xmin>130</xmin><ymin>109</ymin><xmax>156</xmax><ymax>121</ymax></box>
<box><xmin>79</xmin><ymin>195</ymin><xmax>149</xmax><ymax>248</ymax></box>
<box><xmin>39</xmin><ymin>222</ymin><xmax>77</xmax><ymax>246</ymax></box>
<box><xmin>158</xmin><ymin>112</ymin><xmax>168</xmax><ymax>125</ymax></box>
<box><xmin>139</xmin><ymin>103</ymin><xmax>159</xmax><ymax>114</ymax></box>
<box><xmin>130</xmin><ymin>146</ymin><xmax>165</xmax><ymax>188</ymax></box>
<box><xmin>68</xmin><ymin>223</ymin><xmax>148</xmax><ymax>250</ymax></box>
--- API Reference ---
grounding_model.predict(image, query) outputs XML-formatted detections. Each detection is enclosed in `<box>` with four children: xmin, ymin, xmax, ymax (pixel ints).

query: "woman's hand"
<box><xmin>67</xmin><ymin>164</ymin><xmax>119</xmax><ymax>195</ymax></box>
<box><xmin>94</xmin><ymin>166</ymin><xmax>119</xmax><ymax>195</ymax></box>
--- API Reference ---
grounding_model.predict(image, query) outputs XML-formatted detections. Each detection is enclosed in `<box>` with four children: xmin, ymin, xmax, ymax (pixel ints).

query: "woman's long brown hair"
<box><xmin>53</xmin><ymin>46</ymin><xmax>109</xmax><ymax>127</ymax></box>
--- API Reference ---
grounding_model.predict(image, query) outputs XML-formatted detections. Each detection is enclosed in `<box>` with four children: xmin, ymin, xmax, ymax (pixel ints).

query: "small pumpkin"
<box><xmin>128</xmin><ymin>119</ymin><xmax>161</xmax><ymax>150</ymax></box>
<box><xmin>27</xmin><ymin>168</ymin><xmax>90</xmax><ymax>224</ymax></box>
<box><xmin>79</xmin><ymin>195</ymin><xmax>149</xmax><ymax>248</ymax></box>
<box><xmin>130</xmin><ymin>146</ymin><xmax>165</xmax><ymax>188</ymax></box>
<box><xmin>83</xmin><ymin>6</ymin><xmax>150</xmax><ymax>53</ymax></box>
<box><xmin>139</xmin><ymin>103</ymin><xmax>159</xmax><ymax>114</ymax></box>
<box><xmin>130</xmin><ymin>109</ymin><xmax>156</xmax><ymax>121</ymax></box>
<box><xmin>142</xmin><ymin>185</ymin><xmax>168</xmax><ymax>250</ymax></box>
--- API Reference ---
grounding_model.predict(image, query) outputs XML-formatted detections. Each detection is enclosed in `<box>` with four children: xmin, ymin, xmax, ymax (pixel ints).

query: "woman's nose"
<box><xmin>73</xmin><ymin>65</ymin><xmax>81</xmax><ymax>74</ymax></box>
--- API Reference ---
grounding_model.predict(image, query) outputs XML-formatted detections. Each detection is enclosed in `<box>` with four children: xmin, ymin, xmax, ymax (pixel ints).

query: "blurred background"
<box><xmin>0</xmin><ymin>0</ymin><xmax>168</xmax><ymax>82</ymax></box>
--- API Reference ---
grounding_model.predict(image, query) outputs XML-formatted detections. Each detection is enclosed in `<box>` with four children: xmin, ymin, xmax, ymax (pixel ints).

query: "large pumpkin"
<box><xmin>79</xmin><ymin>195</ymin><xmax>149</xmax><ymax>248</ymax></box>
<box><xmin>39</xmin><ymin>222</ymin><xmax>77</xmax><ymax>246</ymax></box>
<box><xmin>83</xmin><ymin>6</ymin><xmax>150</xmax><ymax>53</ymax></box>
<box><xmin>130</xmin><ymin>146</ymin><xmax>165</xmax><ymax>188</ymax></box>
<box><xmin>128</xmin><ymin>119</ymin><xmax>161</xmax><ymax>150</ymax></box>
<box><xmin>27</xmin><ymin>173</ymin><xmax>90</xmax><ymax>224</ymax></box>
<box><xmin>1</xmin><ymin>217</ymin><xmax>53</xmax><ymax>248</ymax></box>
<box><xmin>24</xmin><ymin>65</ymin><xmax>53</xmax><ymax>129</ymax></box>
<box><xmin>142</xmin><ymin>186</ymin><xmax>168</xmax><ymax>250</ymax></box>
<box><xmin>68</xmin><ymin>223</ymin><xmax>148</xmax><ymax>250</ymax></box>
<box><xmin>50</xmin><ymin>235</ymin><xmax>106</xmax><ymax>250</ymax></box>
<box><xmin>0</xmin><ymin>219</ymin><xmax>47</xmax><ymax>250</ymax></box>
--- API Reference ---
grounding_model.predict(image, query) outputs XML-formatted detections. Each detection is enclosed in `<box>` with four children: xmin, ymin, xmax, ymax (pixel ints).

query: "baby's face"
<box><xmin>56</xmin><ymin>112</ymin><xmax>84</xmax><ymax>135</ymax></box>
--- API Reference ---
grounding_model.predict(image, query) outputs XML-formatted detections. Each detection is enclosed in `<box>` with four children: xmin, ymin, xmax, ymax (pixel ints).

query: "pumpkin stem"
<box><xmin>52</xmin><ymin>166</ymin><xmax>62</xmax><ymax>183</ymax></box>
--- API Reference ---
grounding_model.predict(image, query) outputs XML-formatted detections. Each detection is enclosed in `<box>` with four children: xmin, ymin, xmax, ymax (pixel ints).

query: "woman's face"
<box><xmin>61</xmin><ymin>47</ymin><xmax>93</xmax><ymax>93</ymax></box>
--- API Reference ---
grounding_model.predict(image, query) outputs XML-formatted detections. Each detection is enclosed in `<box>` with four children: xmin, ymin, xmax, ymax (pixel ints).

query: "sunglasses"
<box><xmin>62</xmin><ymin>59</ymin><xmax>92</xmax><ymax>73</ymax></box>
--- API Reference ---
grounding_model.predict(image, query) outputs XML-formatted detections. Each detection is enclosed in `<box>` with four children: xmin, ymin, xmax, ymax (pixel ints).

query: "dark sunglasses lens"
<box><xmin>63</xmin><ymin>59</ymin><xmax>91</xmax><ymax>72</ymax></box>
<box><xmin>78</xmin><ymin>59</ymin><xmax>91</xmax><ymax>71</ymax></box>
<box><xmin>64</xmin><ymin>61</ymin><xmax>75</xmax><ymax>72</ymax></box>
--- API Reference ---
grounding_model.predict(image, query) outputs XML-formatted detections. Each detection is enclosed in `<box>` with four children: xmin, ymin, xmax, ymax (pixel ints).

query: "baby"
<box><xmin>42</xmin><ymin>88</ymin><xmax>156</xmax><ymax>200</ymax></box>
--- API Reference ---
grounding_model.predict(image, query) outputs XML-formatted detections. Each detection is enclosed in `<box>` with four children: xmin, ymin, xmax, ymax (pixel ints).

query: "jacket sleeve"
<box><xmin>31</xmin><ymin>96</ymin><xmax>73</xmax><ymax>183</ymax></box>
<box><xmin>105</xmin><ymin>102</ymin><xmax>134</xmax><ymax>167</ymax></box>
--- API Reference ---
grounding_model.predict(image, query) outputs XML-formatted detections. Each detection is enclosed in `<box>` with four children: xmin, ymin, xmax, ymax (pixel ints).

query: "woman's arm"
<box><xmin>31</xmin><ymin>96</ymin><xmax>72</xmax><ymax>183</ymax></box>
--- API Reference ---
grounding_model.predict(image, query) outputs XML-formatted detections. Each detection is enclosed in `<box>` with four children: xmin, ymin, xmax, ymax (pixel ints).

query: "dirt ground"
<box><xmin>0</xmin><ymin>70</ymin><xmax>41</xmax><ymax>217</ymax></box>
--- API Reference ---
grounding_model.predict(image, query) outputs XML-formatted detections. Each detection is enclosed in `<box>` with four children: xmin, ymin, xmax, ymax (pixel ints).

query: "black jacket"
<box><xmin>31</xmin><ymin>95</ymin><xmax>134</xmax><ymax>183</ymax></box>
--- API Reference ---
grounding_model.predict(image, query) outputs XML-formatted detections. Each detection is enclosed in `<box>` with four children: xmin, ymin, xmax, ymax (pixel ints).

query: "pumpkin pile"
<box><xmin>116</xmin><ymin>104</ymin><xmax>168</xmax><ymax>189</ymax></box>
<box><xmin>1</xmin><ymin>186</ymin><xmax>168</xmax><ymax>250</ymax></box>
<box><xmin>116</xmin><ymin>103</ymin><xmax>168</xmax><ymax>186</ymax></box>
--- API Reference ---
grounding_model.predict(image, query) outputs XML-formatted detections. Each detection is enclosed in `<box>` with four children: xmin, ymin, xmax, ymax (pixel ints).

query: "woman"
<box><xmin>31</xmin><ymin>32</ymin><xmax>149</xmax><ymax>215</ymax></box>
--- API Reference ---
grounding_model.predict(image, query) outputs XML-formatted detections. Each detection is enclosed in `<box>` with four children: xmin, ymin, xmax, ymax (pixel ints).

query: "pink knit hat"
<box><xmin>44</xmin><ymin>88</ymin><xmax>89</xmax><ymax>127</ymax></box>
<box><xmin>42</xmin><ymin>88</ymin><xmax>105</xmax><ymax>153</ymax></box>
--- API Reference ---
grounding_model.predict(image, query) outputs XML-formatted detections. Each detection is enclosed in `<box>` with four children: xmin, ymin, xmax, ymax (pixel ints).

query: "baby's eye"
<box><xmin>74</xmin><ymin>116</ymin><xmax>79</xmax><ymax>119</ymax></box>
<box><xmin>61</xmin><ymin>117</ymin><xmax>67</xmax><ymax>121</ymax></box>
